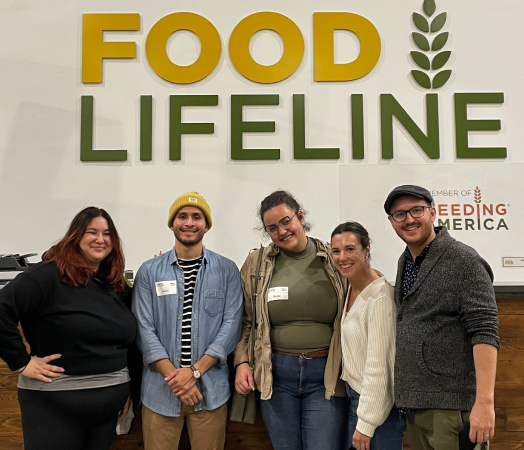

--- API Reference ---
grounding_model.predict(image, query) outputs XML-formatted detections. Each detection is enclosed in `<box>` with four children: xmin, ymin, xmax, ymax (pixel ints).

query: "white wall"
<box><xmin>1</xmin><ymin>0</ymin><xmax>522</xmax><ymax>284</ymax></box>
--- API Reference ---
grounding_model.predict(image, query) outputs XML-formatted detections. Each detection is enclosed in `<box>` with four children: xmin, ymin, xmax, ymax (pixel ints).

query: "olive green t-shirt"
<box><xmin>268</xmin><ymin>239</ymin><xmax>338</xmax><ymax>353</ymax></box>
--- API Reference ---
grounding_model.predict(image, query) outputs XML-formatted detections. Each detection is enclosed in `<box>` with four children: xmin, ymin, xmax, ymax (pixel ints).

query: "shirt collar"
<box><xmin>169</xmin><ymin>246</ymin><xmax>208</xmax><ymax>267</ymax></box>
<box><xmin>403</xmin><ymin>227</ymin><xmax>439</xmax><ymax>265</ymax></box>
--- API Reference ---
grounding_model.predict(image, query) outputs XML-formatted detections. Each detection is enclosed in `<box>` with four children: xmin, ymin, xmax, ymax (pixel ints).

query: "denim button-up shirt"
<box><xmin>132</xmin><ymin>247</ymin><xmax>242</xmax><ymax>416</ymax></box>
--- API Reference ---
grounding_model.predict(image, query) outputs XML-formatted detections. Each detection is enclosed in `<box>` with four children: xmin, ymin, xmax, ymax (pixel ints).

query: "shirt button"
<box><xmin>177</xmin><ymin>358</ymin><xmax>180</xmax><ymax>362</ymax></box>
<box><xmin>176</xmin><ymin>338</ymin><xmax>180</xmax><ymax>342</ymax></box>
<box><xmin>178</xmin><ymin>317</ymin><xmax>181</xmax><ymax>320</ymax></box>
<box><xmin>179</xmin><ymin>296</ymin><xmax>182</xmax><ymax>300</ymax></box>
<box><xmin>179</xmin><ymin>277</ymin><xmax>183</xmax><ymax>281</ymax></box>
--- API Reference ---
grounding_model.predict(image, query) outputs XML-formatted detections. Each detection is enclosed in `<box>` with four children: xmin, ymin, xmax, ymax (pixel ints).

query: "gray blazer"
<box><xmin>394</xmin><ymin>227</ymin><xmax>499</xmax><ymax>410</ymax></box>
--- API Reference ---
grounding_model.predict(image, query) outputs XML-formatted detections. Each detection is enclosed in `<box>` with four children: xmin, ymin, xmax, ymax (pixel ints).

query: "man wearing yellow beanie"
<box><xmin>132</xmin><ymin>191</ymin><xmax>242</xmax><ymax>450</ymax></box>
<box><xmin>167</xmin><ymin>191</ymin><xmax>212</xmax><ymax>230</ymax></box>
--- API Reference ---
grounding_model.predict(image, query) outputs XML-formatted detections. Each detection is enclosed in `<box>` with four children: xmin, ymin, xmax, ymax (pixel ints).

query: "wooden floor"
<box><xmin>109</xmin><ymin>408</ymin><xmax>273</xmax><ymax>450</ymax></box>
<box><xmin>1</xmin><ymin>297</ymin><xmax>523</xmax><ymax>449</ymax></box>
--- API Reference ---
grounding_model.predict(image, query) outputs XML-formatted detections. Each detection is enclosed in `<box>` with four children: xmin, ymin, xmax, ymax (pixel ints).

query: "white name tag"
<box><xmin>268</xmin><ymin>287</ymin><xmax>289</xmax><ymax>301</ymax></box>
<box><xmin>155</xmin><ymin>281</ymin><xmax>177</xmax><ymax>296</ymax></box>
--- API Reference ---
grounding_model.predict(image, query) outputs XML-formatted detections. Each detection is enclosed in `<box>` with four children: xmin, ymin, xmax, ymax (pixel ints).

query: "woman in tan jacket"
<box><xmin>234</xmin><ymin>190</ymin><xmax>348</xmax><ymax>450</ymax></box>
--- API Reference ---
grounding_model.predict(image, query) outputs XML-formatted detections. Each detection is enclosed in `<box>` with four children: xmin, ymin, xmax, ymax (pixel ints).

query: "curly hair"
<box><xmin>258</xmin><ymin>190</ymin><xmax>311</xmax><ymax>233</ymax></box>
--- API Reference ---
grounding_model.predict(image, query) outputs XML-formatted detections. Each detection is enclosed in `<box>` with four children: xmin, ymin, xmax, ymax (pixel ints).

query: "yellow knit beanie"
<box><xmin>167</xmin><ymin>191</ymin><xmax>212</xmax><ymax>229</ymax></box>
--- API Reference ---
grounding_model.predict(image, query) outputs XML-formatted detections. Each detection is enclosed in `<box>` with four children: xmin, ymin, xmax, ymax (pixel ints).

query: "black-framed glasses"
<box><xmin>264</xmin><ymin>213</ymin><xmax>297</xmax><ymax>235</ymax></box>
<box><xmin>389</xmin><ymin>205</ymin><xmax>431</xmax><ymax>223</ymax></box>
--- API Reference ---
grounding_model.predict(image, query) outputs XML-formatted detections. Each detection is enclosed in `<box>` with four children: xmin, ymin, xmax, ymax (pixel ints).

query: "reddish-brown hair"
<box><xmin>45</xmin><ymin>207</ymin><xmax>125</xmax><ymax>292</ymax></box>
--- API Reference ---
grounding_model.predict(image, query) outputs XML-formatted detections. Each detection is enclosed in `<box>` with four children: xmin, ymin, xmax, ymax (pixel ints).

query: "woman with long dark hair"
<box><xmin>0</xmin><ymin>207</ymin><xmax>137</xmax><ymax>450</ymax></box>
<box><xmin>331</xmin><ymin>221</ymin><xmax>404</xmax><ymax>450</ymax></box>
<box><xmin>234</xmin><ymin>191</ymin><xmax>348</xmax><ymax>450</ymax></box>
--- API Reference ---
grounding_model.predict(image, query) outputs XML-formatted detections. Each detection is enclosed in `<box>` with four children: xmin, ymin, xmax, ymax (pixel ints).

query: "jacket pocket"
<box><xmin>417</xmin><ymin>334</ymin><xmax>459</xmax><ymax>377</ymax></box>
<box><xmin>203</xmin><ymin>289</ymin><xmax>224</xmax><ymax>316</ymax></box>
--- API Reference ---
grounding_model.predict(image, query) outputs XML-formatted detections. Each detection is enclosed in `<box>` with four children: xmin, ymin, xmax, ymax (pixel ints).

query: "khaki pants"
<box><xmin>142</xmin><ymin>403</ymin><xmax>227</xmax><ymax>450</ymax></box>
<box><xmin>407</xmin><ymin>409</ymin><xmax>488</xmax><ymax>450</ymax></box>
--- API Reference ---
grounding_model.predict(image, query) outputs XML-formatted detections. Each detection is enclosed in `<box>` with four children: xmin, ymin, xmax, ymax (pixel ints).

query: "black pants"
<box><xmin>18</xmin><ymin>382</ymin><xmax>130</xmax><ymax>450</ymax></box>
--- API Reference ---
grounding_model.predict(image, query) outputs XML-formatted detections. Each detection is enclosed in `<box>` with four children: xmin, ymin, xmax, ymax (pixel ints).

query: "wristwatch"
<box><xmin>190</xmin><ymin>364</ymin><xmax>201</xmax><ymax>379</ymax></box>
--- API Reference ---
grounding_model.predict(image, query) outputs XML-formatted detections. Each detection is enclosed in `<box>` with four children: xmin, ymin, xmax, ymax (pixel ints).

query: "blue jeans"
<box><xmin>346</xmin><ymin>383</ymin><xmax>405</xmax><ymax>450</ymax></box>
<box><xmin>260</xmin><ymin>353</ymin><xmax>348</xmax><ymax>450</ymax></box>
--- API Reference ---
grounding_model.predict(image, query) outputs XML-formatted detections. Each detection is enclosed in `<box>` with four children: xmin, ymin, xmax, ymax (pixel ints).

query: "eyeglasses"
<box><xmin>389</xmin><ymin>206</ymin><xmax>431</xmax><ymax>223</ymax></box>
<box><xmin>264</xmin><ymin>213</ymin><xmax>297</xmax><ymax>235</ymax></box>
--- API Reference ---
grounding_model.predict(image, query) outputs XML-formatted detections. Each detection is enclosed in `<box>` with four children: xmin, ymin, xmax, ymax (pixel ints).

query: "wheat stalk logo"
<box><xmin>410</xmin><ymin>0</ymin><xmax>452</xmax><ymax>89</ymax></box>
<box><xmin>474</xmin><ymin>187</ymin><xmax>482</xmax><ymax>204</ymax></box>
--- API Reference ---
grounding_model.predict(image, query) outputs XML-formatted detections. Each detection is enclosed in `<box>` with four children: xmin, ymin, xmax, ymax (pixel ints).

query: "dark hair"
<box><xmin>258</xmin><ymin>190</ymin><xmax>311</xmax><ymax>232</ymax></box>
<box><xmin>330</xmin><ymin>221</ymin><xmax>371</xmax><ymax>249</ymax></box>
<box><xmin>44</xmin><ymin>207</ymin><xmax>125</xmax><ymax>292</ymax></box>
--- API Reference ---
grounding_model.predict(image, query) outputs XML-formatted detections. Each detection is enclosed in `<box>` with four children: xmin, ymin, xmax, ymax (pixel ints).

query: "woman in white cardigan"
<box><xmin>331</xmin><ymin>222</ymin><xmax>404</xmax><ymax>450</ymax></box>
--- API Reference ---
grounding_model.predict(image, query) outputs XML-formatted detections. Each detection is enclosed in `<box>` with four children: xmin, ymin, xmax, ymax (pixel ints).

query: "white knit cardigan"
<box><xmin>341</xmin><ymin>276</ymin><xmax>396</xmax><ymax>438</ymax></box>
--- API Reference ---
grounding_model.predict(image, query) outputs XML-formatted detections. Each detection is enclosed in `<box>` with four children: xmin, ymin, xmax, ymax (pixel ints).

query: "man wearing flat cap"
<box><xmin>132</xmin><ymin>191</ymin><xmax>242</xmax><ymax>450</ymax></box>
<box><xmin>384</xmin><ymin>185</ymin><xmax>499</xmax><ymax>450</ymax></box>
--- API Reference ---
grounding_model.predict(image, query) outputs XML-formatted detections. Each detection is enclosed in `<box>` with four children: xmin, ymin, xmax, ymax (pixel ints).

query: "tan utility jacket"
<box><xmin>233</xmin><ymin>238</ymin><xmax>347</xmax><ymax>401</ymax></box>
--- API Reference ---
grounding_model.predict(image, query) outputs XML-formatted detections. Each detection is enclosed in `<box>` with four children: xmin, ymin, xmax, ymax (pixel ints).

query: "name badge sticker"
<box><xmin>155</xmin><ymin>281</ymin><xmax>177</xmax><ymax>296</ymax></box>
<box><xmin>268</xmin><ymin>287</ymin><xmax>289</xmax><ymax>301</ymax></box>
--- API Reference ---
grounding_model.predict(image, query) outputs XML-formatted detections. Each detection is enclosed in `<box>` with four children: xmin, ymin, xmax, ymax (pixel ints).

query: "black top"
<box><xmin>0</xmin><ymin>261</ymin><xmax>137</xmax><ymax>375</ymax></box>
<box><xmin>401</xmin><ymin>242</ymin><xmax>433</xmax><ymax>300</ymax></box>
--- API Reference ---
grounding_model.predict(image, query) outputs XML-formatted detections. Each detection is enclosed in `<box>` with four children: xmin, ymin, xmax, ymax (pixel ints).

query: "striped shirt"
<box><xmin>178</xmin><ymin>256</ymin><xmax>203</xmax><ymax>367</ymax></box>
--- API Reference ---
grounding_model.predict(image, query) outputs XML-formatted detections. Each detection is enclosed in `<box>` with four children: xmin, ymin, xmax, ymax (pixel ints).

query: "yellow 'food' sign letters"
<box><xmin>229</xmin><ymin>12</ymin><xmax>304</xmax><ymax>84</ymax></box>
<box><xmin>313</xmin><ymin>12</ymin><xmax>381</xmax><ymax>81</ymax></box>
<box><xmin>82</xmin><ymin>14</ymin><xmax>140</xmax><ymax>83</ymax></box>
<box><xmin>146</xmin><ymin>13</ymin><xmax>221</xmax><ymax>84</ymax></box>
<box><xmin>82</xmin><ymin>12</ymin><xmax>381</xmax><ymax>84</ymax></box>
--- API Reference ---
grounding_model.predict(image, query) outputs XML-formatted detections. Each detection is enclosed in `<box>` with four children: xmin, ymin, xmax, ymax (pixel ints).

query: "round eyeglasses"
<box><xmin>264</xmin><ymin>213</ymin><xmax>297</xmax><ymax>235</ymax></box>
<box><xmin>389</xmin><ymin>205</ymin><xmax>431</xmax><ymax>223</ymax></box>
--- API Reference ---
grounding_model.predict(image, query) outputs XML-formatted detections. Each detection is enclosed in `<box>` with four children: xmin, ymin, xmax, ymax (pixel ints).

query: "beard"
<box><xmin>173</xmin><ymin>227</ymin><xmax>206</xmax><ymax>247</ymax></box>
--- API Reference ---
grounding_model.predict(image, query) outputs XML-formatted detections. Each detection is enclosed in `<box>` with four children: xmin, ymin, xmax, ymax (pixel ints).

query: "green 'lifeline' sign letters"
<box><xmin>80</xmin><ymin>93</ymin><xmax>506</xmax><ymax>162</ymax></box>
